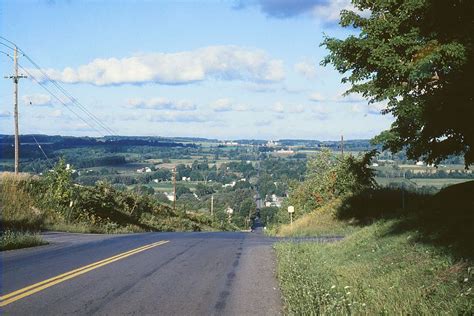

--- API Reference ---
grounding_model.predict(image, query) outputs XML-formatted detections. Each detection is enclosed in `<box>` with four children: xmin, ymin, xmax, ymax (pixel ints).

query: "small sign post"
<box><xmin>288</xmin><ymin>206</ymin><xmax>295</xmax><ymax>225</ymax></box>
<box><xmin>226</xmin><ymin>207</ymin><xmax>234</xmax><ymax>224</ymax></box>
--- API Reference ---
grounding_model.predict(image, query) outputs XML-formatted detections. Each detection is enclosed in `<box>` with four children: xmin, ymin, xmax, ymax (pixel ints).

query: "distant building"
<box><xmin>222</xmin><ymin>141</ymin><xmax>239</xmax><ymax>146</ymax></box>
<box><xmin>266</xmin><ymin>140</ymin><xmax>279</xmax><ymax>147</ymax></box>
<box><xmin>276</xmin><ymin>149</ymin><xmax>294</xmax><ymax>154</ymax></box>
<box><xmin>415</xmin><ymin>161</ymin><xmax>424</xmax><ymax>166</ymax></box>
<box><xmin>164</xmin><ymin>192</ymin><xmax>175</xmax><ymax>201</ymax></box>
<box><xmin>222</xmin><ymin>181</ymin><xmax>236</xmax><ymax>188</ymax></box>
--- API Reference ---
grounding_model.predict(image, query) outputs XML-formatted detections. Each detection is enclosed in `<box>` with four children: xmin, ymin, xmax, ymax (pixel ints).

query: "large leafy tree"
<box><xmin>322</xmin><ymin>0</ymin><xmax>473</xmax><ymax>166</ymax></box>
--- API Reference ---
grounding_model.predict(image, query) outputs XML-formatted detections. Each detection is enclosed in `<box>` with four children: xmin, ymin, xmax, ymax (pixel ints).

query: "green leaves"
<box><xmin>287</xmin><ymin>150</ymin><xmax>377</xmax><ymax>219</ymax></box>
<box><xmin>322</xmin><ymin>0</ymin><xmax>474</xmax><ymax>166</ymax></box>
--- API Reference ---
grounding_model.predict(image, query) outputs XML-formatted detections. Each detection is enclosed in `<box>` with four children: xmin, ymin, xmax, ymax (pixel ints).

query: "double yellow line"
<box><xmin>0</xmin><ymin>240</ymin><xmax>169</xmax><ymax>307</ymax></box>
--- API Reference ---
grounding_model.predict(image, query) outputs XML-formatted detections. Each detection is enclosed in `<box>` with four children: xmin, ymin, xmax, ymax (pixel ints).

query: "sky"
<box><xmin>0</xmin><ymin>0</ymin><xmax>393</xmax><ymax>140</ymax></box>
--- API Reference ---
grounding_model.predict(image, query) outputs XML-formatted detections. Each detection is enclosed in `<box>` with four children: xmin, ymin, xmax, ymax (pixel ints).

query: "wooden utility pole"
<box><xmin>210</xmin><ymin>194</ymin><xmax>214</xmax><ymax>216</ymax></box>
<box><xmin>6</xmin><ymin>46</ymin><xmax>27</xmax><ymax>174</ymax></box>
<box><xmin>341</xmin><ymin>135</ymin><xmax>344</xmax><ymax>157</ymax></box>
<box><xmin>172</xmin><ymin>167</ymin><xmax>177</xmax><ymax>211</ymax></box>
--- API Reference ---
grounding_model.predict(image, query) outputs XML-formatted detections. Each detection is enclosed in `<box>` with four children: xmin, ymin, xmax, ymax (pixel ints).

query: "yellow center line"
<box><xmin>0</xmin><ymin>240</ymin><xmax>169</xmax><ymax>307</ymax></box>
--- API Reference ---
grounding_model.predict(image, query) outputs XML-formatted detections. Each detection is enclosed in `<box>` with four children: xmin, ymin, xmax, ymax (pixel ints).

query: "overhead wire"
<box><xmin>0</xmin><ymin>36</ymin><xmax>117</xmax><ymax>136</ymax></box>
<box><xmin>18</xmin><ymin>62</ymin><xmax>106</xmax><ymax>137</ymax></box>
<box><xmin>31</xmin><ymin>135</ymin><xmax>54</xmax><ymax>169</ymax></box>
<box><xmin>21</xmin><ymin>53</ymin><xmax>117</xmax><ymax>135</ymax></box>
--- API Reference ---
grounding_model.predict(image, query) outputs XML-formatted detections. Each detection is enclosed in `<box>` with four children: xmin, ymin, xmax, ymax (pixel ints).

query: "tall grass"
<box><xmin>274</xmin><ymin>199</ymin><xmax>357</xmax><ymax>237</ymax></box>
<box><xmin>0</xmin><ymin>230</ymin><xmax>47</xmax><ymax>251</ymax></box>
<box><xmin>0</xmin><ymin>172</ymin><xmax>46</xmax><ymax>231</ymax></box>
<box><xmin>274</xmin><ymin>182</ymin><xmax>474</xmax><ymax>314</ymax></box>
<box><xmin>0</xmin><ymin>173</ymin><xmax>48</xmax><ymax>250</ymax></box>
<box><xmin>276</xmin><ymin>221</ymin><xmax>473</xmax><ymax>314</ymax></box>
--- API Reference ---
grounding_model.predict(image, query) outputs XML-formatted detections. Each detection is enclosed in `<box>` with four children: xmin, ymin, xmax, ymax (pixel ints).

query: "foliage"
<box><xmin>0</xmin><ymin>161</ymin><xmax>233</xmax><ymax>235</ymax></box>
<box><xmin>43</xmin><ymin>158</ymin><xmax>76</xmax><ymax>218</ymax></box>
<box><xmin>285</xmin><ymin>149</ymin><xmax>376</xmax><ymax>220</ymax></box>
<box><xmin>0</xmin><ymin>230</ymin><xmax>47</xmax><ymax>251</ymax></box>
<box><xmin>322</xmin><ymin>0</ymin><xmax>474</xmax><ymax>166</ymax></box>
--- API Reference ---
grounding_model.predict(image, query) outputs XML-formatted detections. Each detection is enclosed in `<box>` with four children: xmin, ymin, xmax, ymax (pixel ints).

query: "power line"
<box><xmin>31</xmin><ymin>135</ymin><xmax>54</xmax><ymax>169</ymax></box>
<box><xmin>0</xmin><ymin>36</ymin><xmax>18</xmax><ymax>47</ymax></box>
<box><xmin>21</xmin><ymin>53</ymin><xmax>117</xmax><ymax>135</ymax></box>
<box><xmin>1</xmin><ymin>37</ymin><xmax>117</xmax><ymax>136</ymax></box>
<box><xmin>0</xmin><ymin>50</ymin><xmax>12</xmax><ymax>59</ymax></box>
<box><xmin>0</xmin><ymin>41</ymin><xmax>15</xmax><ymax>51</ymax></box>
<box><xmin>18</xmin><ymin>62</ymin><xmax>107</xmax><ymax>137</ymax></box>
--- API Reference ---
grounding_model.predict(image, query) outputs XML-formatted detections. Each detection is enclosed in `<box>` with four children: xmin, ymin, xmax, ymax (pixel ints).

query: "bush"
<box><xmin>284</xmin><ymin>150</ymin><xmax>377</xmax><ymax>222</ymax></box>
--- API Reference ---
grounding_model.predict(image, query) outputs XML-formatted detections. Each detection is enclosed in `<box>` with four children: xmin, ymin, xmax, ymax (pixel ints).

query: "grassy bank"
<box><xmin>274</xmin><ymin>182</ymin><xmax>474</xmax><ymax>314</ymax></box>
<box><xmin>271</xmin><ymin>199</ymin><xmax>357</xmax><ymax>237</ymax></box>
<box><xmin>0</xmin><ymin>169</ymin><xmax>235</xmax><ymax>251</ymax></box>
<box><xmin>0</xmin><ymin>230</ymin><xmax>47</xmax><ymax>251</ymax></box>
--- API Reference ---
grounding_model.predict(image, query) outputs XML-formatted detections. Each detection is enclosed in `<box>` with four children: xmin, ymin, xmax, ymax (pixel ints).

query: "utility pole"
<box><xmin>341</xmin><ymin>135</ymin><xmax>344</xmax><ymax>157</ymax></box>
<box><xmin>172</xmin><ymin>167</ymin><xmax>177</xmax><ymax>211</ymax></box>
<box><xmin>210</xmin><ymin>194</ymin><xmax>214</xmax><ymax>216</ymax></box>
<box><xmin>5</xmin><ymin>46</ymin><xmax>27</xmax><ymax>174</ymax></box>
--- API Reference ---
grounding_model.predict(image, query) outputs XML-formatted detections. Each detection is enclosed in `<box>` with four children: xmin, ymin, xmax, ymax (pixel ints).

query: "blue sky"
<box><xmin>0</xmin><ymin>0</ymin><xmax>393</xmax><ymax>140</ymax></box>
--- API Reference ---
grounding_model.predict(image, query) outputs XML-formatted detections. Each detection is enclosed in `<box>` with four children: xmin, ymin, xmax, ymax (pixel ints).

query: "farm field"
<box><xmin>375</xmin><ymin>177</ymin><xmax>472</xmax><ymax>189</ymax></box>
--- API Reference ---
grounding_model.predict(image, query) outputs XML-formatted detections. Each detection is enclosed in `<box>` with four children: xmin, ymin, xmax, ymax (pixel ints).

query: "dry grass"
<box><xmin>0</xmin><ymin>172</ymin><xmax>47</xmax><ymax>230</ymax></box>
<box><xmin>276</xmin><ymin>199</ymin><xmax>357</xmax><ymax>237</ymax></box>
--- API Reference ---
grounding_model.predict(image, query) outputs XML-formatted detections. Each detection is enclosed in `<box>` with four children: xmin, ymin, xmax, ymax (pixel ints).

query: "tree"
<box><xmin>322</xmin><ymin>0</ymin><xmax>474</xmax><ymax>166</ymax></box>
<box><xmin>175</xmin><ymin>185</ymin><xmax>191</xmax><ymax>198</ymax></box>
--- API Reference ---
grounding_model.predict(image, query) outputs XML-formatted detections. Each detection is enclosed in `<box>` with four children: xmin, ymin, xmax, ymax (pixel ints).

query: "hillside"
<box><xmin>274</xmin><ymin>181</ymin><xmax>474</xmax><ymax>314</ymax></box>
<box><xmin>0</xmin><ymin>167</ymin><xmax>236</xmax><ymax>250</ymax></box>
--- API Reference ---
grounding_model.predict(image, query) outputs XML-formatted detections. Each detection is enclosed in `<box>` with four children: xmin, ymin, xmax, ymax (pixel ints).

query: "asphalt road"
<box><xmin>1</xmin><ymin>230</ymin><xmax>283</xmax><ymax>315</ymax></box>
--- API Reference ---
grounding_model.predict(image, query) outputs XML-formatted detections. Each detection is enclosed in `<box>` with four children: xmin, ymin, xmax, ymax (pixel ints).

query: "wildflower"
<box><xmin>464</xmin><ymin>278</ymin><xmax>469</xmax><ymax>282</ymax></box>
<box><xmin>362</xmin><ymin>303</ymin><xmax>366</xmax><ymax>307</ymax></box>
<box><xmin>331</xmin><ymin>285</ymin><xmax>336</xmax><ymax>289</ymax></box>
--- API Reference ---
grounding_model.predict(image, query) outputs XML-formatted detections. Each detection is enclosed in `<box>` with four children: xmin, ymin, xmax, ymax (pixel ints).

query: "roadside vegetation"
<box><xmin>0</xmin><ymin>230</ymin><xmax>47</xmax><ymax>251</ymax></box>
<box><xmin>273</xmin><ymin>150</ymin><xmax>473</xmax><ymax>314</ymax></box>
<box><xmin>0</xmin><ymin>160</ymin><xmax>237</xmax><ymax>250</ymax></box>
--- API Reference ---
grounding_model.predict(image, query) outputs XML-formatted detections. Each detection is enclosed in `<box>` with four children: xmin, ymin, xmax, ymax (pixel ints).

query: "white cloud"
<box><xmin>50</xmin><ymin>109</ymin><xmax>64</xmax><ymax>117</ymax></box>
<box><xmin>243</xmin><ymin>82</ymin><xmax>279</xmax><ymax>93</ymax></box>
<box><xmin>311</xmin><ymin>105</ymin><xmax>330</xmax><ymax>120</ymax></box>
<box><xmin>0</xmin><ymin>110</ymin><xmax>11</xmax><ymax>118</ymax></box>
<box><xmin>255</xmin><ymin>120</ymin><xmax>272</xmax><ymax>126</ymax></box>
<box><xmin>148</xmin><ymin>112</ymin><xmax>208</xmax><ymax>123</ymax></box>
<box><xmin>272</xmin><ymin>102</ymin><xmax>285</xmax><ymax>113</ymax></box>
<box><xmin>289</xmin><ymin>105</ymin><xmax>305</xmax><ymax>113</ymax></box>
<box><xmin>22</xmin><ymin>94</ymin><xmax>53</xmax><ymax>106</ymax></box>
<box><xmin>308</xmin><ymin>92</ymin><xmax>325</xmax><ymax>102</ymax></box>
<box><xmin>211</xmin><ymin>98</ymin><xmax>251</xmax><ymax>112</ymax></box>
<box><xmin>350</xmin><ymin>102</ymin><xmax>388</xmax><ymax>115</ymax></box>
<box><xmin>335</xmin><ymin>92</ymin><xmax>366</xmax><ymax>103</ymax></box>
<box><xmin>350</xmin><ymin>104</ymin><xmax>364</xmax><ymax>113</ymax></box>
<box><xmin>212</xmin><ymin>98</ymin><xmax>233</xmax><ymax>112</ymax></box>
<box><xmin>236</xmin><ymin>0</ymin><xmax>369</xmax><ymax>23</ymax></box>
<box><xmin>127</xmin><ymin>97</ymin><xmax>197</xmax><ymax>111</ymax></box>
<box><xmin>30</xmin><ymin>46</ymin><xmax>285</xmax><ymax>86</ymax></box>
<box><xmin>294</xmin><ymin>60</ymin><xmax>317</xmax><ymax>79</ymax></box>
<box><xmin>309</xmin><ymin>91</ymin><xmax>368</xmax><ymax>103</ymax></box>
<box><xmin>311</xmin><ymin>0</ymin><xmax>355</xmax><ymax>22</ymax></box>
<box><xmin>271</xmin><ymin>102</ymin><xmax>307</xmax><ymax>114</ymax></box>
<box><xmin>368</xmin><ymin>102</ymin><xmax>388</xmax><ymax>115</ymax></box>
